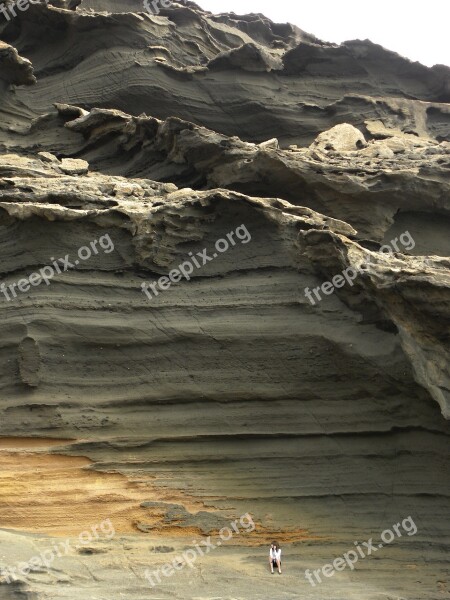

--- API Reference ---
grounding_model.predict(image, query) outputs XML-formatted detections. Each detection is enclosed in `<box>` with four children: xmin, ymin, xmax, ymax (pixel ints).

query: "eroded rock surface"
<box><xmin>0</xmin><ymin>2</ymin><xmax>449</xmax><ymax>600</ymax></box>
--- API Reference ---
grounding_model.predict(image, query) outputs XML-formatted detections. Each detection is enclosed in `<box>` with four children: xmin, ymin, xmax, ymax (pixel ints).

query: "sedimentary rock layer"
<box><xmin>0</xmin><ymin>2</ymin><xmax>449</xmax><ymax>600</ymax></box>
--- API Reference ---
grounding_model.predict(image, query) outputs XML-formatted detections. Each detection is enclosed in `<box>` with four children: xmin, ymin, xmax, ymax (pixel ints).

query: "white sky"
<box><xmin>196</xmin><ymin>0</ymin><xmax>449</xmax><ymax>67</ymax></box>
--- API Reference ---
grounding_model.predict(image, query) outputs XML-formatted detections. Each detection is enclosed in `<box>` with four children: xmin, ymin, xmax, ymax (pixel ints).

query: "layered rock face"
<box><xmin>0</xmin><ymin>2</ymin><xmax>449</xmax><ymax>600</ymax></box>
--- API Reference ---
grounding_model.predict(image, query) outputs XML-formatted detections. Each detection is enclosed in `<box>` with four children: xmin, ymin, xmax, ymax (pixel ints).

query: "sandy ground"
<box><xmin>0</xmin><ymin>528</ymin><xmax>442</xmax><ymax>600</ymax></box>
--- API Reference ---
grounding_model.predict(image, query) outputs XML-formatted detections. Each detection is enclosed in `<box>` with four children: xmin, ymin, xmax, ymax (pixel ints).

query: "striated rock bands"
<box><xmin>0</xmin><ymin>1</ymin><xmax>449</xmax><ymax>600</ymax></box>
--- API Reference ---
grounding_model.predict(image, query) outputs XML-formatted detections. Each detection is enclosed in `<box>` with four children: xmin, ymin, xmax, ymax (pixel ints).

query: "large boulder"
<box><xmin>310</xmin><ymin>123</ymin><xmax>367</xmax><ymax>152</ymax></box>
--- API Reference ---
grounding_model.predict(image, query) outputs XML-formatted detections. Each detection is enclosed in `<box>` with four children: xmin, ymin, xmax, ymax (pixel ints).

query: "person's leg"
<box><xmin>276</xmin><ymin>558</ymin><xmax>281</xmax><ymax>573</ymax></box>
<box><xmin>269</xmin><ymin>557</ymin><xmax>274</xmax><ymax>573</ymax></box>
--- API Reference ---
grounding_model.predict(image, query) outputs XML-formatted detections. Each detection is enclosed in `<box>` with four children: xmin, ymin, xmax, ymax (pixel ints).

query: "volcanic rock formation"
<box><xmin>0</xmin><ymin>2</ymin><xmax>449</xmax><ymax>600</ymax></box>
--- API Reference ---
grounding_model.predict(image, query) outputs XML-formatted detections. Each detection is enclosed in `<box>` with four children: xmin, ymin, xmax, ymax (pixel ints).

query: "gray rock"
<box><xmin>310</xmin><ymin>123</ymin><xmax>367</xmax><ymax>152</ymax></box>
<box><xmin>60</xmin><ymin>158</ymin><xmax>89</xmax><ymax>175</ymax></box>
<box><xmin>0</xmin><ymin>3</ymin><xmax>448</xmax><ymax>600</ymax></box>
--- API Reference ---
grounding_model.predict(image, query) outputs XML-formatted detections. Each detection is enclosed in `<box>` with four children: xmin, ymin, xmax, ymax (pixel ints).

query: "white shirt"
<box><xmin>270</xmin><ymin>547</ymin><xmax>281</xmax><ymax>560</ymax></box>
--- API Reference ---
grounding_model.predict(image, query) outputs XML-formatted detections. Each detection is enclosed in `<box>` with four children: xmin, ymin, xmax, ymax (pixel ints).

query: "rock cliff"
<box><xmin>0</xmin><ymin>2</ymin><xmax>449</xmax><ymax>599</ymax></box>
